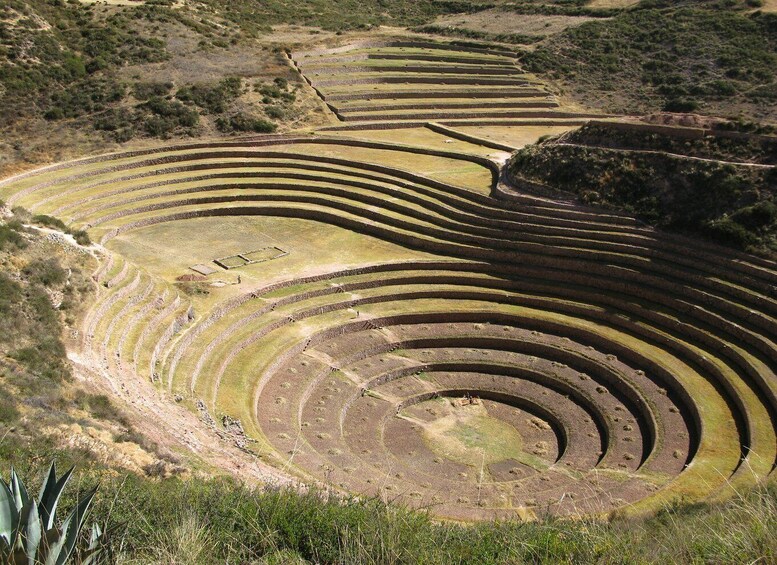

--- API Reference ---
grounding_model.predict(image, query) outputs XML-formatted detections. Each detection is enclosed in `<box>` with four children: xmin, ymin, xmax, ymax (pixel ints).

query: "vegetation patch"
<box><xmin>507</xmin><ymin>123</ymin><xmax>777</xmax><ymax>255</ymax></box>
<box><xmin>31</xmin><ymin>213</ymin><xmax>91</xmax><ymax>245</ymax></box>
<box><xmin>521</xmin><ymin>1</ymin><xmax>777</xmax><ymax>120</ymax></box>
<box><xmin>413</xmin><ymin>24</ymin><xmax>540</xmax><ymax>45</ymax></box>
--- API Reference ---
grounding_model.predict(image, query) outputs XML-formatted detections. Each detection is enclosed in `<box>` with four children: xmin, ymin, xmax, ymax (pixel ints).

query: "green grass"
<box><xmin>14</xmin><ymin>450</ymin><xmax>769</xmax><ymax>563</ymax></box>
<box><xmin>73</xmin><ymin>471</ymin><xmax>777</xmax><ymax>563</ymax></box>
<box><xmin>420</xmin><ymin>401</ymin><xmax>551</xmax><ymax>471</ymax></box>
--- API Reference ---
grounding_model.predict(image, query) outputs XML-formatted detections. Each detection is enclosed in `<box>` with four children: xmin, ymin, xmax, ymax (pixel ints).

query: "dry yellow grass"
<box><xmin>106</xmin><ymin>215</ymin><xmax>439</xmax><ymax>310</ymax></box>
<box><xmin>452</xmin><ymin>125</ymin><xmax>578</xmax><ymax>149</ymax></box>
<box><xmin>760</xmin><ymin>0</ymin><xmax>777</xmax><ymax>12</ymax></box>
<box><xmin>587</xmin><ymin>0</ymin><xmax>639</xmax><ymax>7</ymax></box>
<box><xmin>429</xmin><ymin>10</ymin><xmax>600</xmax><ymax>37</ymax></box>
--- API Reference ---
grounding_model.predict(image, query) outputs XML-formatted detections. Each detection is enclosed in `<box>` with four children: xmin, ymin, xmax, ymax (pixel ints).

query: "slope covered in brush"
<box><xmin>520</xmin><ymin>1</ymin><xmax>777</xmax><ymax>121</ymax></box>
<box><xmin>506</xmin><ymin>122</ymin><xmax>777</xmax><ymax>255</ymax></box>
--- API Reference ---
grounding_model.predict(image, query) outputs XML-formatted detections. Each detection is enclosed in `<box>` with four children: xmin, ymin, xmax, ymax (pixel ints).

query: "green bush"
<box><xmin>216</xmin><ymin>112</ymin><xmax>277</xmax><ymax>133</ymax></box>
<box><xmin>704</xmin><ymin>217</ymin><xmax>758</xmax><ymax>248</ymax></box>
<box><xmin>22</xmin><ymin>258</ymin><xmax>67</xmax><ymax>287</ymax></box>
<box><xmin>31</xmin><ymin>214</ymin><xmax>68</xmax><ymax>231</ymax></box>
<box><xmin>10</xmin><ymin>342</ymin><xmax>70</xmax><ymax>383</ymax></box>
<box><xmin>82</xmin><ymin>393</ymin><xmax>130</xmax><ymax>427</ymax></box>
<box><xmin>0</xmin><ymin>388</ymin><xmax>20</xmax><ymax>424</ymax></box>
<box><xmin>265</xmin><ymin>105</ymin><xmax>285</xmax><ymax>119</ymax></box>
<box><xmin>0</xmin><ymin>273</ymin><xmax>22</xmax><ymax>316</ymax></box>
<box><xmin>176</xmin><ymin>77</ymin><xmax>242</xmax><ymax>114</ymax></box>
<box><xmin>732</xmin><ymin>200</ymin><xmax>777</xmax><ymax>229</ymax></box>
<box><xmin>0</xmin><ymin>223</ymin><xmax>26</xmax><ymax>251</ymax></box>
<box><xmin>138</xmin><ymin>96</ymin><xmax>199</xmax><ymax>136</ymax></box>
<box><xmin>257</xmin><ymin>83</ymin><xmax>282</xmax><ymax>98</ymax></box>
<box><xmin>663</xmin><ymin>99</ymin><xmax>700</xmax><ymax>112</ymax></box>
<box><xmin>133</xmin><ymin>81</ymin><xmax>173</xmax><ymax>100</ymax></box>
<box><xmin>71</xmin><ymin>229</ymin><xmax>91</xmax><ymax>246</ymax></box>
<box><xmin>28</xmin><ymin>214</ymin><xmax>92</xmax><ymax>245</ymax></box>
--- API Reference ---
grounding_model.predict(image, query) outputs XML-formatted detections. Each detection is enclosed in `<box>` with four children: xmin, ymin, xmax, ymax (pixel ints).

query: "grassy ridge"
<box><xmin>521</xmin><ymin>1</ymin><xmax>777</xmax><ymax>120</ymax></box>
<box><xmin>31</xmin><ymin>471</ymin><xmax>770</xmax><ymax>563</ymax></box>
<box><xmin>2</xmin><ymin>438</ymin><xmax>773</xmax><ymax>563</ymax></box>
<box><xmin>0</xmin><ymin>205</ymin><xmax>180</xmax><ymax>477</ymax></box>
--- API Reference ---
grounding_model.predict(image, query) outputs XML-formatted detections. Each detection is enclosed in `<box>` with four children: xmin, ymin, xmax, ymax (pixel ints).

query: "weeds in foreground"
<box><xmin>82</xmin><ymin>473</ymin><xmax>776</xmax><ymax>564</ymax></box>
<box><xmin>1</xmin><ymin>453</ymin><xmax>775</xmax><ymax>563</ymax></box>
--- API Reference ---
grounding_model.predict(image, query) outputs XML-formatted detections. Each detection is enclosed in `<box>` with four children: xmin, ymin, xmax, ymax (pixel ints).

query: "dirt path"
<box><xmin>552</xmin><ymin>141</ymin><xmax>776</xmax><ymax>168</ymax></box>
<box><xmin>67</xmin><ymin>245</ymin><xmax>294</xmax><ymax>487</ymax></box>
<box><xmin>69</xmin><ymin>348</ymin><xmax>292</xmax><ymax>486</ymax></box>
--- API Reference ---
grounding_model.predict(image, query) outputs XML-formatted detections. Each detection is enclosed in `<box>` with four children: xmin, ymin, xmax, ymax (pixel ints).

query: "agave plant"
<box><xmin>0</xmin><ymin>462</ymin><xmax>104</xmax><ymax>565</ymax></box>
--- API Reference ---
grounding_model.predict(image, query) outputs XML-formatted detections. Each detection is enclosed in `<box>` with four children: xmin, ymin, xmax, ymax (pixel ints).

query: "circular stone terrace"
<box><xmin>2</xmin><ymin>40</ymin><xmax>776</xmax><ymax>521</ymax></box>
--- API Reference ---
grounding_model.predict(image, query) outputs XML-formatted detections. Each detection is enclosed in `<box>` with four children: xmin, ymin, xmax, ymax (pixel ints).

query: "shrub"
<box><xmin>0</xmin><ymin>391</ymin><xmax>20</xmax><ymax>424</ymax></box>
<box><xmin>0</xmin><ymin>224</ymin><xmax>26</xmax><ymax>251</ymax></box>
<box><xmin>133</xmin><ymin>81</ymin><xmax>173</xmax><ymax>100</ymax></box>
<box><xmin>216</xmin><ymin>113</ymin><xmax>277</xmax><ymax>133</ymax></box>
<box><xmin>84</xmin><ymin>393</ymin><xmax>129</xmax><ymax>426</ymax></box>
<box><xmin>705</xmin><ymin>217</ymin><xmax>758</xmax><ymax>248</ymax></box>
<box><xmin>257</xmin><ymin>83</ymin><xmax>282</xmax><ymax>98</ymax></box>
<box><xmin>22</xmin><ymin>258</ymin><xmax>67</xmax><ymax>287</ymax></box>
<box><xmin>140</xmin><ymin>97</ymin><xmax>199</xmax><ymax>137</ymax></box>
<box><xmin>176</xmin><ymin>77</ymin><xmax>242</xmax><ymax>113</ymax></box>
<box><xmin>265</xmin><ymin>105</ymin><xmax>284</xmax><ymax>119</ymax></box>
<box><xmin>71</xmin><ymin>230</ymin><xmax>91</xmax><ymax>246</ymax></box>
<box><xmin>10</xmin><ymin>343</ymin><xmax>70</xmax><ymax>383</ymax></box>
<box><xmin>0</xmin><ymin>273</ymin><xmax>22</xmax><ymax>315</ymax></box>
<box><xmin>31</xmin><ymin>214</ymin><xmax>68</xmax><ymax>231</ymax></box>
<box><xmin>731</xmin><ymin>200</ymin><xmax>777</xmax><ymax>229</ymax></box>
<box><xmin>663</xmin><ymin>99</ymin><xmax>700</xmax><ymax>112</ymax></box>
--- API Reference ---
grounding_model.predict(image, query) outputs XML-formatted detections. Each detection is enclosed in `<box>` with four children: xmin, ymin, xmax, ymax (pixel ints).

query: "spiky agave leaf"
<box><xmin>21</xmin><ymin>500</ymin><xmax>41</xmax><ymax>565</ymax></box>
<box><xmin>37</xmin><ymin>462</ymin><xmax>74</xmax><ymax>531</ymax></box>
<box><xmin>0</xmin><ymin>478</ymin><xmax>19</xmax><ymax>546</ymax></box>
<box><xmin>1</xmin><ymin>465</ymin><xmax>104</xmax><ymax>565</ymax></box>
<box><xmin>9</xmin><ymin>471</ymin><xmax>30</xmax><ymax>556</ymax></box>
<box><xmin>9</xmin><ymin>469</ymin><xmax>29</xmax><ymax>513</ymax></box>
<box><xmin>41</xmin><ymin>527</ymin><xmax>64</xmax><ymax>565</ymax></box>
<box><xmin>78</xmin><ymin>524</ymin><xmax>103</xmax><ymax>565</ymax></box>
<box><xmin>54</xmin><ymin>486</ymin><xmax>97</xmax><ymax>565</ymax></box>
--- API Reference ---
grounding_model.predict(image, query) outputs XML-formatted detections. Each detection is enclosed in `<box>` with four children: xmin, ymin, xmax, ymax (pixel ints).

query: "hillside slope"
<box><xmin>506</xmin><ymin>122</ymin><xmax>777</xmax><ymax>255</ymax></box>
<box><xmin>521</xmin><ymin>1</ymin><xmax>777</xmax><ymax>122</ymax></box>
